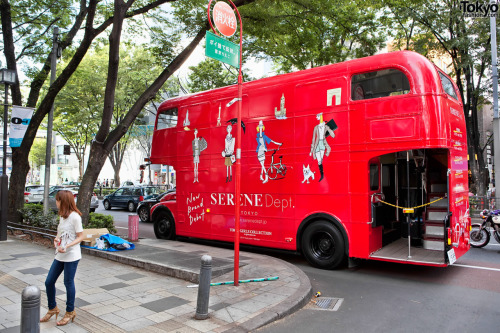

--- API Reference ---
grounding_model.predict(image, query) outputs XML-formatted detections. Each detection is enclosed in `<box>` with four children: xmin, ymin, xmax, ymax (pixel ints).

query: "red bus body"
<box><xmin>150</xmin><ymin>51</ymin><xmax>470</xmax><ymax>268</ymax></box>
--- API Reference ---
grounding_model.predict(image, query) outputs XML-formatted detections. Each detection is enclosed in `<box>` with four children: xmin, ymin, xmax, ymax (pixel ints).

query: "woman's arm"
<box><xmin>57</xmin><ymin>232</ymin><xmax>84</xmax><ymax>253</ymax></box>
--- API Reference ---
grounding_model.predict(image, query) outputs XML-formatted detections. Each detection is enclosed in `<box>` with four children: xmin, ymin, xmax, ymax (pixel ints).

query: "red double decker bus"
<box><xmin>150</xmin><ymin>51</ymin><xmax>470</xmax><ymax>269</ymax></box>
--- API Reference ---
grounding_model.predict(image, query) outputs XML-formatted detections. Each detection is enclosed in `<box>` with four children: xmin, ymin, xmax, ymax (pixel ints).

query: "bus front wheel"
<box><xmin>301</xmin><ymin>220</ymin><xmax>345</xmax><ymax>269</ymax></box>
<box><xmin>154</xmin><ymin>211</ymin><xmax>176</xmax><ymax>240</ymax></box>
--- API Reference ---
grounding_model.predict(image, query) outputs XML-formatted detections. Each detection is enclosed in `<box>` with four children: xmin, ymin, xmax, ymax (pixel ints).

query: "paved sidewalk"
<box><xmin>0</xmin><ymin>237</ymin><xmax>311</xmax><ymax>332</ymax></box>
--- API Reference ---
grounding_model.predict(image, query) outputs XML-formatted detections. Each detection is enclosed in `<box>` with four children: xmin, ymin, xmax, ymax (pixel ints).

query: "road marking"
<box><xmin>115</xmin><ymin>226</ymin><xmax>128</xmax><ymax>229</ymax></box>
<box><xmin>453</xmin><ymin>264</ymin><xmax>500</xmax><ymax>272</ymax></box>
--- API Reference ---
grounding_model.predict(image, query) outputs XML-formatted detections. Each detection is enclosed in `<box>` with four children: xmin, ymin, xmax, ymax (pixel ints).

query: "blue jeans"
<box><xmin>45</xmin><ymin>259</ymin><xmax>80</xmax><ymax>312</ymax></box>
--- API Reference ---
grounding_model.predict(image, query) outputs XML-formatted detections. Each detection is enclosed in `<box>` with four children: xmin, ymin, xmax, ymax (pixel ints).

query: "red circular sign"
<box><xmin>213</xmin><ymin>2</ymin><xmax>237</xmax><ymax>37</ymax></box>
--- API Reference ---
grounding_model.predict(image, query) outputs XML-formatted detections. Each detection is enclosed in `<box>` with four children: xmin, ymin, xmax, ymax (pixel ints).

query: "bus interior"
<box><xmin>369</xmin><ymin>149</ymin><xmax>449</xmax><ymax>264</ymax></box>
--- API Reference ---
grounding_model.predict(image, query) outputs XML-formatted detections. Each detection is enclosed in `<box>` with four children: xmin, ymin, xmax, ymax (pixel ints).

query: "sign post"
<box><xmin>207</xmin><ymin>0</ymin><xmax>243</xmax><ymax>286</ymax></box>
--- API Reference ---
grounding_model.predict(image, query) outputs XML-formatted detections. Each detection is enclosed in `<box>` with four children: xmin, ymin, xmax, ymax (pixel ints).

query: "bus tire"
<box><xmin>154</xmin><ymin>211</ymin><xmax>176</xmax><ymax>240</ymax></box>
<box><xmin>301</xmin><ymin>220</ymin><xmax>345</xmax><ymax>269</ymax></box>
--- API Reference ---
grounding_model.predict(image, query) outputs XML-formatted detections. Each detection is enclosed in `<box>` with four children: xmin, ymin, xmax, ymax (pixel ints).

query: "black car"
<box><xmin>137</xmin><ymin>189</ymin><xmax>175</xmax><ymax>222</ymax></box>
<box><xmin>103</xmin><ymin>185</ymin><xmax>161</xmax><ymax>212</ymax></box>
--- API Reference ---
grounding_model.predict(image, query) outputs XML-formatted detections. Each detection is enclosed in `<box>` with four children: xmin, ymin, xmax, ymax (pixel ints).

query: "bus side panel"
<box><xmin>151</xmin><ymin>128</ymin><xmax>177</xmax><ymax>166</ymax></box>
<box><xmin>292</xmin><ymin>75</ymin><xmax>351</xmax><ymax>252</ymax></box>
<box><xmin>175</xmin><ymin>102</ymin><xmax>212</xmax><ymax>238</ymax></box>
<box><xmin>445</xmin><ymin>94</ymin><xmax>470</xmax><ymax>259</ymax></box>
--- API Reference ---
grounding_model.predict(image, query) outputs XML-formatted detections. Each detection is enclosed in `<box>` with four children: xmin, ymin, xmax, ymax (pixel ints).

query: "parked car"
<box><xmin>24</xmin><ymin>185</ymin><xmax>44</xmax><ymax>203</ymax></box>
<box><xmin>103</xmin><ymin>185</ymin><xmax>161</xmax><ymax>212</ymax></box>
<box><xmin>62</xmin><ymin>181</ymin><xmax>81</xmax><ymax>186</ymax></box>
<box><xmin>122</xmin><ymin>180</ymin><xmax>142</xmax><ymax>187</ymax></box>
<box><xmin>43</xmin><ymin>188</ymin><xmax>99</xmax><ymax>212</ymax></box>
<box><xmin>24</xmin><ymin>185</ymin><xmax>64</xmax><ymax>204</ymax></box>
<box><xmin>137</xmin><ymin>189</ymin><xmax>176</xmax><ymax>222</ymax></box>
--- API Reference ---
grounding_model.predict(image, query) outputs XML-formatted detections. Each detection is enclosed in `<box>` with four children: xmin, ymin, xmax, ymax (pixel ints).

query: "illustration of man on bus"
<box><xmin>310</xmin><ymin>112</ymin><xmax>337</xmax><ymax>182</ymax></box>
<box><xmin>222</xmin><ymin>123</ymin><xmax>236</xmax><ymax>183</ymax></box>
<box><xmin>256</xmin><ymin>120</ymin><xmax>282</xmax><ymax>183</ymax></box>
<box><xmin>192</xmin><ymin>128</ymin><xmax>207</xmax><ymax>183</ymax></box>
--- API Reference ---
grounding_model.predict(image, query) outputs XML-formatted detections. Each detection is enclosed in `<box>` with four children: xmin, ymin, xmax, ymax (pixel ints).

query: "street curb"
<box><xmin>81</xmin><ymin>247</ymin><xmax>202</xmax><ymax>283</ymax></box>
<box><xmin>223</xmin><ymin>258</ymin><xmax>313</xmax><ymax>333</ymax></box>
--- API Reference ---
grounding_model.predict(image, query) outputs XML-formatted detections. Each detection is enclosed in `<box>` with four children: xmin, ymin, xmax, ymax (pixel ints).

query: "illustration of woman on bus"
<box><xmin>256</xmin><ymin>120</ymin><xmax>282</xmax><ymax>183</ymax></box>
<box><xmin>192</xmin><ymin>128</ymin><xmax>207</xmax><ymax>183</ymax></box>
<box><xmin>310</xmin><ymin>112</ymin><xmax>337</xmax><ymax>182</ymax></box>
<box><xmin>222</xmin><ymin>124</ymin><xmax>236</xmax><ymax>183</ymax></box>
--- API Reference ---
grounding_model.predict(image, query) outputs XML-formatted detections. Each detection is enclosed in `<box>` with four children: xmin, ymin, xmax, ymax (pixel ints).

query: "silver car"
<box><xmin>24</xmin><ymin>185</ymin><xmax>64</xmax><ymax>204</ymax></box>
<box><xmin>45</xmin><ymin>188</ymin><xmax>99</xmax><ymax>213</ymax></box>
<box><xmin>24</xmin><ymin>185</ymin><xmax>45</xmax><ymax>203</ymax></box>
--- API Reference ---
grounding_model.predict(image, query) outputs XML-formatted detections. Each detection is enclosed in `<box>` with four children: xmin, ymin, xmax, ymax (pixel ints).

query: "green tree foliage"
<box><xmin>28</xmin><ymin>138</ymin><xmax>52</xmax><ymax>171</ymax></box>
<box><xmin>384</xmin><ymin>0</ymin><xmax>493</xmax><ymax>194</ymax></box>
<box><xmin>54</xmin><ymin>49</ymin><xmax>106</xmax><ymax>179</ymax></box>
<box><xmin>187</xmin><ymin>58</ymin><xmax>253</xmax><ymax>92</ymax></box>
<box><xmin>54</xmin><ymin>45</ymin><xmax>168</xmax><ymax>186</ymax></box>
<box><xmin>2</xmin><ymin>0</ymin><xmax>178</xmax><ymax>223</ymax></box>
<box><xmin>240</xmin><ymin>0</ymin><xmax>386</xmax><ymax>72</ymax></box>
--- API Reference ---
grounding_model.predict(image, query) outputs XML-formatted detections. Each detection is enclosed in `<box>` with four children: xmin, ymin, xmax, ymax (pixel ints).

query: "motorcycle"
<box><xmin>470</xmin><ymin>209</ymin><xmax>500</xmax><ymax>248</ymax></box>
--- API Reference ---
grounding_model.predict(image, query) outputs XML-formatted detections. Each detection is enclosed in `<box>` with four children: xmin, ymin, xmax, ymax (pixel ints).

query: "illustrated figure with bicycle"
<box><xmin>256</xmin><ymin>120</ymin><xmax>282</xmax><ymax>183</ymax></box>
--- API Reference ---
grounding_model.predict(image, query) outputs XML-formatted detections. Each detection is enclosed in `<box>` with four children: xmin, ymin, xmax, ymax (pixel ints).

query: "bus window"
<box><xmin>370</xmin><ymin>164</ymin><xmax>379</xmax><ymax>190</ymax></box>
<box><xmin>156</xmin><ymin>108</ymin><xmax>178</xmax><ymax>130</ymax></box>
<box><xmin>351</xmin><ymin>69</ymin><xmax>410</xmax><ymax>100</ymax></box>
<box><xmin>438</xmin><ymin>71</ymin><xmax>458</xmax><ymax>100</ymax></box>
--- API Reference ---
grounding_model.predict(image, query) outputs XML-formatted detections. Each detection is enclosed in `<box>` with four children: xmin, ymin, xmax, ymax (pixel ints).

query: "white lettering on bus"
<box><xmin>187</xmin><ymin>193</ymin><xmax>205</xmax><ymax>225</ymax></box>
<box><xmin>230</xmin><ymin>228</ymin><xmax>272</xmax><ymax>236</ymax></box>
<box><xmin>209</xmin><ymin>193</ymin><xmax>291</xmax><ymax>212</ymax></box>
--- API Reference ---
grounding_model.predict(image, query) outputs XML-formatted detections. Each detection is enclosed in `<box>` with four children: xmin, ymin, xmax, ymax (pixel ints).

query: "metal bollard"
<box><xmin>21</xmin><ymin>285</ymin><xmax>40</xmax><ymax>333</ymax></box>
<box><xmin>128</xmin><ymin>214</ymin><xmax>139</xmax><ymax>241</ymax></box>
<box><xmin>195</xmin><ymin>255</ymin><xmax>212</xmax><ymax>320</ymax></box>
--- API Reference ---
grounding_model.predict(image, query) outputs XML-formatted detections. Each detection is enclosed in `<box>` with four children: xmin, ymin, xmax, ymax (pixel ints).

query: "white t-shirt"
<box><xmin>55</xmin><ymin>211</ymin><xmax>84</xmax><ymax>262</ymax></box>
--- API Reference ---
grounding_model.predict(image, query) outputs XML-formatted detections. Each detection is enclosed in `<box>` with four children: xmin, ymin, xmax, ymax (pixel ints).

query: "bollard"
<box><xmin>128</xmin><ymin>214</ymin><xmax>139</xmax><ymax>241</ymax></box>
<box><xmin>21</xmin><ymin>285</ymin><xmax>40</xmax><ymax>333</ymax></box>
<box><xmin>195</xmin><ymin>255</ymin><xmax>212</xmax><ymax>320</ymax></box>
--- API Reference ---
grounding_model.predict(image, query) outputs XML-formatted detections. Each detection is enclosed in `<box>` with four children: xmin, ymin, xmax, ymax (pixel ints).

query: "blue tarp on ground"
<box><xmin>81</xmin><ymin>233</ymin><xmax>135</xmax><ymax>251</ymax></box>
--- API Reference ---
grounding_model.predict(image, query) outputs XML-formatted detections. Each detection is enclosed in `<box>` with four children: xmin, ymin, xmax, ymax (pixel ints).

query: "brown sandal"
<box><xmin>40</xmin><ymin>306</ymin><xmax>60</xmax><ymax>322</ymax></box>
<box><xmin>56</xmin><ymin>310</ymin><xmax>76</xmax><ymax>326</ymax></box>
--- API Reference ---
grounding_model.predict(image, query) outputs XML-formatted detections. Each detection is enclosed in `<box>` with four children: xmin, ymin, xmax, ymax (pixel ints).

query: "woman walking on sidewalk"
<box><xmin>40</xmin><ymin>190</ymin><xmax>84</xmax><ymax>326</ymax></box>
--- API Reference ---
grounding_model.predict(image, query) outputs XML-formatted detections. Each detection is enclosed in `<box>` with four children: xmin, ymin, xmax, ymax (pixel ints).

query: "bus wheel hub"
<box><xmin>319</xmin><ymin>238</ymin><xmax>332</xmax><ymax>252</ymax></box>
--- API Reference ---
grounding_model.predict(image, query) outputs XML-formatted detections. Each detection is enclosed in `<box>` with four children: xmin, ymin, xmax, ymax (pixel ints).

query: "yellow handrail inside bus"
<box><xmin>377</xmin><ymin>197</ymin><xmax>445</xmax><ymax>211</ymax></box>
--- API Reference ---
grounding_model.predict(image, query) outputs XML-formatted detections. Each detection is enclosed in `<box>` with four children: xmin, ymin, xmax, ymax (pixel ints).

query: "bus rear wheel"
<box><xmin>154</xmin><ymin>211</ymin><xmax>176</xmax><ymax>240</ymax></box>
<box><xmin>301</xmin><ymin>220</ymin><xmax>345</xmax><ymax>269</ymax></box>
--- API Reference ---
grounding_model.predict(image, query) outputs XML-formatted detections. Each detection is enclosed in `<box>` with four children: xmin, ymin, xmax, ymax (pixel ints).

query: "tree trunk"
<box><xmin>77</xmin><ymin>142</ymin><xmax>109</xmax><ymax>219</ymax></box>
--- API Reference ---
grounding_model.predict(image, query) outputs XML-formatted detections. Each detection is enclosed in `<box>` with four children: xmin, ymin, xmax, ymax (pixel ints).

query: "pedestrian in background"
<box><xmin>40</xmin><ymin>190</ymin><xmax>84</xmax><ymax>326</ymax></box>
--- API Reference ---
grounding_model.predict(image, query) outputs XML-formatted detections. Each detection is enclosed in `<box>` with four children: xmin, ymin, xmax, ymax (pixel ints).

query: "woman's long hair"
<box><xmin>56</xmin><ymin>190</ymin><xmax>82</xmax><ymax>219</ymax></box>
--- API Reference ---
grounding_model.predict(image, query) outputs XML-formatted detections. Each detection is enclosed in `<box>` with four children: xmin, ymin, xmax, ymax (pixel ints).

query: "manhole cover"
<box><xmin>306</xmin><ymin>297</ymin><xmax>343</xmax><ymax>311</ymax></box>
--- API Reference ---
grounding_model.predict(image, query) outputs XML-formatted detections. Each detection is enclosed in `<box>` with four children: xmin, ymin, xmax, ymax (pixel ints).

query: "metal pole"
<box><xmin>21</xmin><ymin>285</ymin><xmax>40</xmax><ymax>333</ymax></box>
<box><xmin>407</xmin><ymin>151</ymin><xmax>412</xmax><ymax>259</ymax></box>
<box><xmin>43</xmin><ymin>27</ymin><xmax>59</xmax><ymax>214</ymax></box>
<box><xmin>195</xmin><ymin>255</ymin><xmax>212</xmax><ymax>320</ymax></box>
<box><xmin>0</xmin><ymin>83</ymin><xmax>8</xmax><ymax>241</ymax></box>
<box><xmin>490</xmin><ymin>1</ymin><xmax>500</xmax><ymax>208</ymax></box>
<box><xmin>231</xmin><ymin>0</ymin><xmax>243</xmax><ymax>287</ymax></box>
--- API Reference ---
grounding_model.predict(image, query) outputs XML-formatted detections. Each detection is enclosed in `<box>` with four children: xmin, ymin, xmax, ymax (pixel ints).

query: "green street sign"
<box><xmin>205</xmin><ymin>31</ymin><xmax>239</xmax><ymax>68</ymax></box>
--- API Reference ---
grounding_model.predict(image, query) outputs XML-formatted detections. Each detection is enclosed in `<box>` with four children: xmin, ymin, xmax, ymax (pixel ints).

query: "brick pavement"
<box><xmin>0</xmin><ymin>237</ymin><xmax>311</xmax><ymax>332</ymax></box>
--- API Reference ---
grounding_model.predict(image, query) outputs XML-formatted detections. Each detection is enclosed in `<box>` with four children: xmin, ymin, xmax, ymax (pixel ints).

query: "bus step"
<box><xmin>425</xmin><ymin>225</ymin><xmax>445</xmax><ymax>237</ymax></box>
<box><xmin>426</xmin><ymin>211</ymin><xmax>448</xmax><ymax>221</ymax></box>
<box><xmin>423</xmin><ymin>235</ymin><xmax>444</xmax><ymax>251</ymax></box>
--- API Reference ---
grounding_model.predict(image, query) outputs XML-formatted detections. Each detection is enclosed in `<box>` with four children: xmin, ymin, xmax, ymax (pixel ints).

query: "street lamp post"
<box><xmin>0</xmin><ymin>68</ymin><xmax>17</xmax><ymax>241</ymax></box>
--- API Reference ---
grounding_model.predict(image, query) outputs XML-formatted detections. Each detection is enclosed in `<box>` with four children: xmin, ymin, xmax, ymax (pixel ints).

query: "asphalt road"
<box><xmin>256</xmin><ymin>244</ymin><xmax>500</xmax><ymax>333</ymax></box>
<box><xmin>95</xmin><ymin>202</ymin><xmax>500</xmax><ymax>332</ymax></box>
<box><xmin>94</xmin><ymin>199</ymin><xmax>156</xmax><ymax>239</ymax></box>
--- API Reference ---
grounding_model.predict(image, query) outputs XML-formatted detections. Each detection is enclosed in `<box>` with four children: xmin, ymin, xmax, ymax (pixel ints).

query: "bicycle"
<box><xmin>266</xmin><ymin>146</ymin><xmax>287</xmax><ymax>180</ymax></box>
